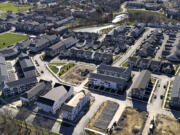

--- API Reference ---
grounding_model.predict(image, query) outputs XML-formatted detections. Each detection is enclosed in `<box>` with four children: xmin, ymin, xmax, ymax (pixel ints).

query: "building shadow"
<box><xmin>32</xmin><ymin>110</ymin><xmax>57</xmax><ymax>131</ymax></box>
<box><xmin>59</xmin><ymin>119</ymin><xmax>75</xmax><ymax>135</ymax></box>
<box><xmin>170</xmin><ymin>108</ymin><xmax>180</xmax><ymax>119</ymax></box>
<box><xmin>15</xmin><ymin>107</ymin><xmax>32</xmax><ymax>121</ymax></box>
<box><xmin>131</xmin><ymin>98</ymin><xmax>148</xmax><ymax>112</ymax></box>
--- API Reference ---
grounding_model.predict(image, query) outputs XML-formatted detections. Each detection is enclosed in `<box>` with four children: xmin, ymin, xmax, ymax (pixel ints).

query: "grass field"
<box><xmin>0</xmin><ymin>33</ymin><xmax>29</xmax><ymax>49</ymax></box>
<box><xmin>0</xmin><ymin>2</ymin><xmax>33</xmax><ymax>13</ymax></box>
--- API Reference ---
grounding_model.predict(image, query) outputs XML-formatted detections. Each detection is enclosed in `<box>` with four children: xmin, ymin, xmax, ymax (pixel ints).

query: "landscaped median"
<box><xmin>48</xmin><ymin>62</ymin><xmax>76</xmax><ymax>77</ymax></box>
<box><xmin>162</xmin><ymin>81</ymin><xmax>173</xmax><ymax>109</ymax></box>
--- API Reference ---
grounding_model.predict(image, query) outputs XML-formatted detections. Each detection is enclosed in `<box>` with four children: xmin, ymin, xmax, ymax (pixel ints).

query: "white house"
<box><xmin>62</xmin><ymin>90</ymin><xmax>90</xmax><ymax>121</ymax></box>
<box><xmin>36</xmin><ymin>84</ymin><xmax>73</xmax><ymax>114</ymax></box>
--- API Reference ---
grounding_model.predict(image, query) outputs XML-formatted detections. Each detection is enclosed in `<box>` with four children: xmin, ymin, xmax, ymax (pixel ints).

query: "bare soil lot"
<box><xmin>60</xmin><ymin>64</ymin><xmax>96</xmax><ymax>85</ymax></box>
<box><xmin>113</xmin><ymin>107</ymin><xmax>148</xmax><ymax>135</ymax></box>
<box><xmin>154</xmin><ymin>114</ymin><xmax>180</xmax><ymax>135</ymax></box>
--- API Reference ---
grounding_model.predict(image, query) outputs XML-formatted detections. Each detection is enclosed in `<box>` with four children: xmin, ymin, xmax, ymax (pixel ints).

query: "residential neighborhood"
<box><xmin>0</xmin><ymin>0</ymin><xmax>179</xmax><ymax>135</ymax></box>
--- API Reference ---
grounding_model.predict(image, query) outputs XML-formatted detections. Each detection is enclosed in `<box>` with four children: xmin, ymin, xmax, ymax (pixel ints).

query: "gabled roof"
<box><xmin>37</xmin><ymin>84</ymin><xmax>72</xmax><ymax>106</ymax></box>
<box><xmin>89</xmin><ymin>73</ymin><xmax>126</xmax><ymax>84</ymax></box>
<box><xmin>133</xmin><ymin>70</ymin><xmax>151</xmax><ymax>89</ymax></box>
<box><xmin>171</xmin><ymin>76</ymin><xmax>180</xmax><ymax>99</ymax></box>
<box><xmin>6</xmin><ymin>77</ymin><xmax>37</xmax><ymax>87</ymax></box>
<box><xmin>21</xmin><ymin>80</ymin><xmax>52</xmax><ymax>99</ymax></box>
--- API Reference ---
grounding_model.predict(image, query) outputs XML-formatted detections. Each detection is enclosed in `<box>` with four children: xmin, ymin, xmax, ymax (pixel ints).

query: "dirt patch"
<box><xmin>154</xmin><ymin>114</ymin><xmax>180</xmax><ymax>135</ymax></box>
<box><xmin>113</xmin><ymin>107</ymin><xmax>148</xmax><ymax>135</ymax></box>
<box><xmin>60</xmin><ymin>64</ymin><xmax>96</xmax><ymax>86</ymax></box>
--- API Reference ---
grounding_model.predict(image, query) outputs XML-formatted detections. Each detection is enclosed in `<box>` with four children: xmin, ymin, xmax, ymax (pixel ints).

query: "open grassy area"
<box><xmin>127</xmin><ymin>8</ymin><xmax>165</xmax><ymax>17</ymax></box>
<box><xmin>0</xmin><ymin>33</ymin><xmax>29</xmax><ymax>49</ymax></box>
<box><xmin>0</xmin><ymin>2</ymin><xmax>33</xmax><ymax>13</ymax></box>
<box><xmin>0</xmin><ymin>114</ymin><xmax>59</xmax><ymax>135</ymax></box>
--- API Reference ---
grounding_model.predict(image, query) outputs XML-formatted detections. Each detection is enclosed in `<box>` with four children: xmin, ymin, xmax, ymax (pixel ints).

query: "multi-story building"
<box><xmin>36</xmin><ymin>84</ymin><xmax>73</xmax><ymax>114</ymax></box>
<box><xmin>169</xmin><ymin>76</ymin><xmax>180</xmax><ymax>109</ymax></box>
<box><xmin>97</xmin><ymin>64</ymin><xmax>131</xmax><ymax>81</ymax></box>
<box><xmin>2</xmin><ymin>77</ymin><xmax>38</xmax><ymax>97</ymax></box>
<box><xmin>18</xmin><ymin>53</ymin><xmax>37</xmax><ymax>78</ymax></box>
<box><xmin>29</xmin><ymin>34</ymin><xmax>60</xmax><ymax>53</ymax></box>
<box><xmin>89</xmin><ymin>73</ymin><xmax>127</xmax><ymax>91</ymax></box>
<box><xmin>0</xmin><ymin>56</ymin><xmax>8</xmax><ymax>86</ymax></box>
<box><xmin>45</xmin><ymin>37</ymin><xmax>78</xmax><ymax>57</ymax></box>
<box><xmin>62</xmin><ymin>90</ymin><xmax>90</xmax><ymax>121</ymax></box>
<box><xmin>20</xmin><ymin>80</ymin><xmax>52</xmax><ymax>105</ymax></box>
<box><xmin>131</xmin><ymin>70</ymin><xmax>151</xmax><ymax>100</ymax></box>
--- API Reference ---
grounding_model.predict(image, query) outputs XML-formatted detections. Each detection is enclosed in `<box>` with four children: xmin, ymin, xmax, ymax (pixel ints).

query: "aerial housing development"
<box><xmin>0</xmin><ymin>0</ymin><xmax>180</xmax><ymax>135</ymax></box>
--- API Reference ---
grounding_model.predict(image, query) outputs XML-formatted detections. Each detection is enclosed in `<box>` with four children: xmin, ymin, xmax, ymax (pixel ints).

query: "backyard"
<box><xmin>0</xmin><ymin>33</ymin><xmax>29</xmax><ymax>49</ymax></box>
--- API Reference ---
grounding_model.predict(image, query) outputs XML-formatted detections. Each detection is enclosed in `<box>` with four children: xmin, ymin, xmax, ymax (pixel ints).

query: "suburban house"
<box><xmin>2</xmin><ymin>77</ymin><xmax>38</xmax><ymax>97</ymax></box>
<box><xmin>0</xmin><ymin>46</ymin><xmax>19</xmax><ymax>59</ymax></box>
<box><xmin>29</xmin><ymin>34</ymin><xmax>60</xmax><ymax>53</ymax></box>
<box><xmin>97</xmin><ymin>64</ymin><xmax>131</xmax><ymax>81</ymax></box>
<box><xmin>88</xmin><ymin>73</ymin><xmax>127</xmax><ymax>91</ymax></box>
<box><xmin>130</xmin><ymin>23</ymin><xmax>145</xmax><ymax>38</ymax></box>
<box><xmin>0</xmin><ymin>56</ymin><xmax>8</xmax><ymax>86</ymax></box>
<box><xmin>149</xmin><ymin>60</ymin><xmax>162</xmax><ymax>73</ymax></box>
<box><xmin>169</xmin><ymin>76</ymin><xmax>180</xmax><ymax>109</ymax></box>
<box><xmin>62</xmin><ymin>90</ymin><xmax>90</xmax><ymax>121</ymax></box>
<box><xmin>161</xmin><ymin>62</ymin><xmax>174</xmax><ymax>75</ymax></box>
<box><xmin>128</xmin><ymin>57</ymin><xmax>141</xmax><ymax>68</ymax></box>
<box><xmin>126</xmin><ymin>1</ymin><xmax>144</xmax><ymax>9</ymax></box>
<box><xmin>46</xmin><ymin>36</ymin><xmax>78</xmax><ymax>57</ymax></box>
<box><xmin>20</xmin><ymin>80</ymin><xmax>52</xmax><ymax>105</ymax></box>
<box><xmin>36</xmin><ymin>84</ymin><xmax>73</xmax><ymax>114</ymax></box>
<box><xmin>131</xmin><ymin>70</ymin><xmax>151</xmax><ymax>100</ymax></box>
<box><xmin>18</xmin><ymin>53</ymin><xmax>37</xmax><ymax>78</ymax></box>
<box><xmin>0</xmin><ymin>23</ymin><xmax>10</xmax><ymax>33</ymax></box>
<box><xmin>139</xmin><ymin>58</ymin><xmax>152</xmax><ymax>70</ymax></box>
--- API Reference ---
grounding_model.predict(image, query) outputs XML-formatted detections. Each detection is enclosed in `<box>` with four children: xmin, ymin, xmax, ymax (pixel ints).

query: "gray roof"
<box><xmin>97</xmin><ymin>64</ymin><xmax>131</xmax><ymax>74</ymax></box>
<box><xmin>42</xmin><ymin>85</ymin><xmax>69</xmax><ymax>102</ymax></box>
<box><xmin>171</xmin><ymin>76</ymin><xmax>180</xmax><ymax>99</ymax></box>
<box><xmin>0</xmin><ymin>56</ymin><xmax>8</xmax><ymax>83</ymax></box>
<box><xmin>6</xmin><ymin>77</ymin><xmax>37</xmax><ymax>87</ymax></box>
<box><xmin>133</xmin><ymin>70</ymin><xmax>151</xmax><ymax>89</ymax></box>
<box><xmin>89</xmin><ymin>73</ymin><xmax>126</xmax><ymax>84</ymax></box>
<box><xmin>18</xmin><ymin>53</ymin><xmax>36</xmax><ymax>78</ymax></box>
<box><xmin>21</xmin><ymin>81</ymin><xmax>52</xmax><ymax>99</ymax></box>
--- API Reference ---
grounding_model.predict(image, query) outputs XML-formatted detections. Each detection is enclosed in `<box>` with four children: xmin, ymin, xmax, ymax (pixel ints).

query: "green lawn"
<box><xmin>0</xmin><ymin>33</ymin><xmax>29</xmax><ymax>49</ymax></box>
<box><xmin>0</xmin><ymin>2</ymin><xmax>33</xmax><ymax>13</ymax></box>
<box><xmin>59</xmin><ymin>62</ymin><xmax>76</xmax><ymax>76</ymax></box>
<box><xmin>48</xmin><ymin>65</ymin><xmax>59</xmax><ymax>74</ymax></box>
